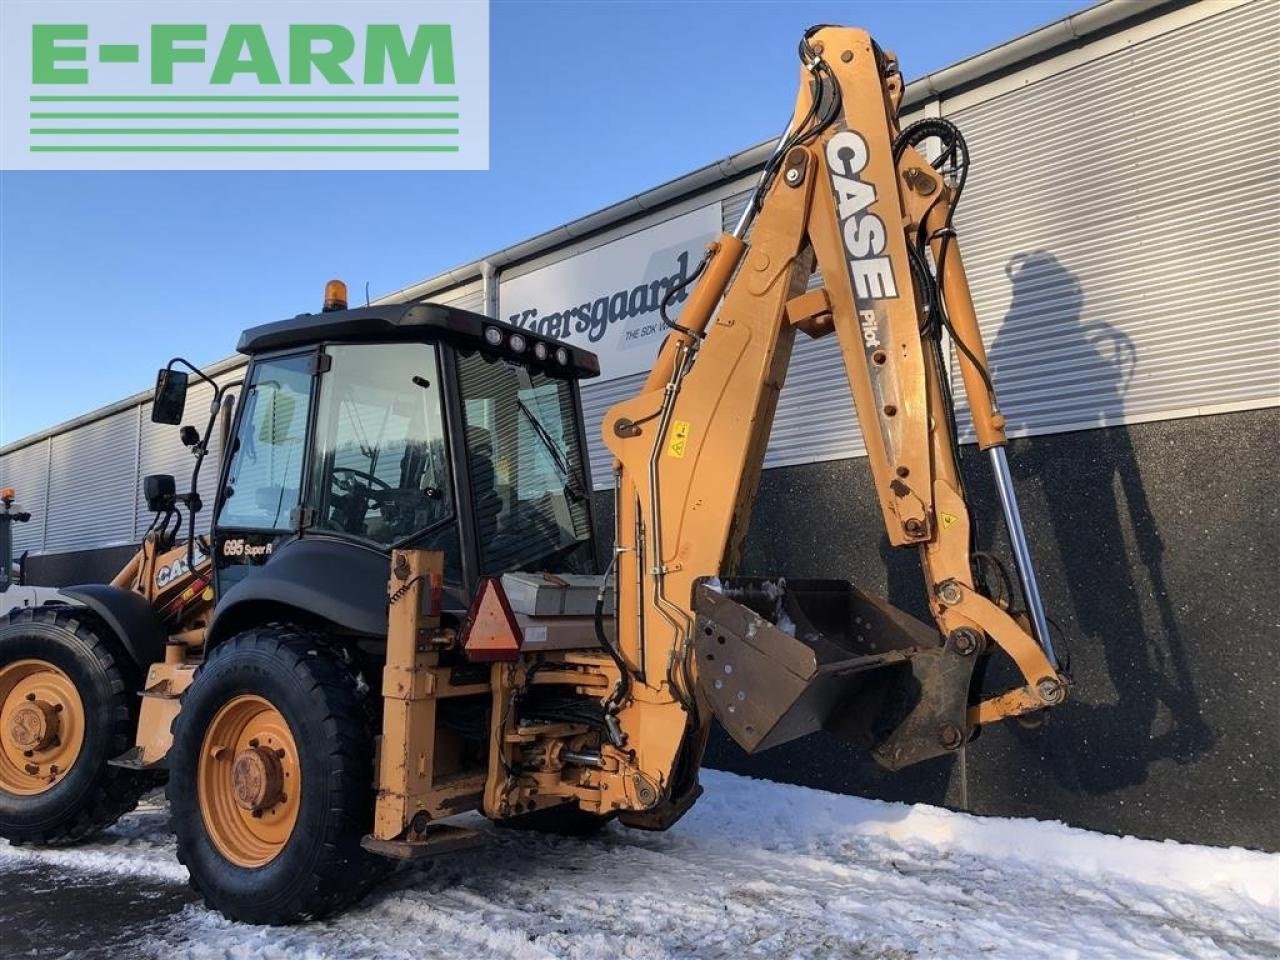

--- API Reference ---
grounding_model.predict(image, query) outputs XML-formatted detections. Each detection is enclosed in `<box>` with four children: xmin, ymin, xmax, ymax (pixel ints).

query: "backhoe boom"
<box><xmin>590</xmin><ymin>25</ymin><xmax>1069</xmax><ymax>821</ymax></box>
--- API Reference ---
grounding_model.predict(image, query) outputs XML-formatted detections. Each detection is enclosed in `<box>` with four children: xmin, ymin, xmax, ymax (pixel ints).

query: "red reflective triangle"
<box><xmin>462</xmin><ymin>577</ymin><xmax>522</xmax><ymax>662</ymax></box>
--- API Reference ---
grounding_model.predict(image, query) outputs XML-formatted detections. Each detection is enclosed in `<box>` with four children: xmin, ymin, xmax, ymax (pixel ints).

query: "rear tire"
<box><xmin>167</xmin><ymin>624</ymin><xmax>386</xmax><ymax>924</ymax></box>
<box><xmin>0</xmin><ymin>607</ymin><xmax>154</xmax><ymax>845</ymax></box>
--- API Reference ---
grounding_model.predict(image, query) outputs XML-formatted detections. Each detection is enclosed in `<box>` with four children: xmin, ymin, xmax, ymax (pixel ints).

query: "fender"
<box><xmin>60</xmin><ymin>583</ymin><xmax>167</xmax><ymax>671</ymax></box>
<box><xmin>206</xmin><ymin>537</ymin><xmax>390</xmax><ymax>646</ymax></box>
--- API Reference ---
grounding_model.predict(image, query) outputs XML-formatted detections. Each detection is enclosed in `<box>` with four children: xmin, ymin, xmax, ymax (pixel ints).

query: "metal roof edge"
<box><xmin>373</xmin><ymin>0</ymin><xmax>1177</xmax><ymax>306</ymax></box>
<box><xmin>899</xmin><ymin>0</ymin><xmax>1176</xmax><ymax>107</ymax></box>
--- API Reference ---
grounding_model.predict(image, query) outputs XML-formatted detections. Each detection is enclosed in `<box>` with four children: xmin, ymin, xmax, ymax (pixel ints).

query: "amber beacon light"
<box><xmin>322</xmin><ymin>279</ymin><xmax>349</xmax><ymax>313</ymax></box>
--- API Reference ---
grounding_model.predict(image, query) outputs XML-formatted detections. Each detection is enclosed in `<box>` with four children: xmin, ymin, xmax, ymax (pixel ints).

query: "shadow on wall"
<box><xmin>987</xmin><ymin>252</ymin><xmax>1212</xmax><ymax>793</ymax></box>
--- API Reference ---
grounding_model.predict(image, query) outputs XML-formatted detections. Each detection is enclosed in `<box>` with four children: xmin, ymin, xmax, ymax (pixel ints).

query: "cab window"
<box><xmin>306</xmin><ymin>343</ymin><xmax>453</xmax><ymax>547</ymax></box>
<box><xmin>218</xmin><ymin>354</ymin><xmax>313</xmax><ymax>531</ymax></box>
<box><xmin>456</xmin><ymin>352</ymin><xmax>594</xmax><ymax>575</ymax></box>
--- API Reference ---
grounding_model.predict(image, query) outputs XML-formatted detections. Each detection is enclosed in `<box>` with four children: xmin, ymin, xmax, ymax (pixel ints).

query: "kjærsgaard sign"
<box><xmin>499</xmin><ymin>205</ymin><xmax>722</xmax><ymax>383</ymax></box>
<box><xmin>0</xmin><ymin>0</ymin><xmax>489</xmax><ymax>170</ymax></box>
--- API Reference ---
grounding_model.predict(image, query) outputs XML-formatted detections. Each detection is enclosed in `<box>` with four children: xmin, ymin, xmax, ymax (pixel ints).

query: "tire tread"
<box><xmin>0</xmin><ymin>606</ymin><xmax>157</xmax><ymax>847</ymax></box>
<box><xmin>168</xmin><ymin>623</ymin><xmax>386</xmax><ymax>923</ymax></box>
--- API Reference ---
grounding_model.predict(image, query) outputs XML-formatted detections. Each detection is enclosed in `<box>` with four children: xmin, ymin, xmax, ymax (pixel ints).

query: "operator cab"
<box><xmin>210</xmin><ymin>290</ymin><xmax>601</xmax><ymax>611</ymax></box>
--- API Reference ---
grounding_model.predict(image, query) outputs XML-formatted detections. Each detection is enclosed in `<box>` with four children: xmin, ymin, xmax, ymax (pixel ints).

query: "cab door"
<box><xmin>212</xmin><ymin>352</ymin><xmax>315</xmax><ymax>595</ymax></box>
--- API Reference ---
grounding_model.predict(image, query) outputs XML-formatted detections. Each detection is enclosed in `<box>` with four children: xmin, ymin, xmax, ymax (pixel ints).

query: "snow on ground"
<box><xmin>1</xmin><ymin>769</ymin><xmax>1276</xmax><ymax>960</ymax></box>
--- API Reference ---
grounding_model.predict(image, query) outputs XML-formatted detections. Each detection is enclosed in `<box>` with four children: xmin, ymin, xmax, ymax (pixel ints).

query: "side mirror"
<box><xmin>179</xmin><ymin>425</ymin><xmax>200</xmax><ymax>448</ymax></box>
<box><xmin>152</xmin><ymin>369</ymin><xmax>189</xmax><ymax>425</ymax></box>
<box><xmin>144</xmin><ymin>473</ymin><xmax>176</xmax><ymax>513</ymax></box>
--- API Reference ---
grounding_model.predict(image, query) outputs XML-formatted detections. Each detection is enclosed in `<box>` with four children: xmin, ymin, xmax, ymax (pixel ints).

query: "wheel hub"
<box><xmin>231</xmin><ymin>744</ymin><xmax>284</xmax><ymax>813</ymax></box>
<box><xmin>197</xmin><ymin>694</ymin><xmax>301</xmax><ymax>867</ymax></box>
<box><xmin>8</xmin><ymin>698</ymin><xmax>60</xmax><ymax>752</ymax></box>
<box><xmin>0</xmin><ymin>659</ymin><xmax>84</xmax><ymax>796</ymax></box>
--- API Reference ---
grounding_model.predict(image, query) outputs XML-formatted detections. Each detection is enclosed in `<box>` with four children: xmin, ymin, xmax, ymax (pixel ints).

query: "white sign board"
<box><xmin>499</xmin><ymin>205</ymin><xmax>721</xmax><ymax>381</ymax></box>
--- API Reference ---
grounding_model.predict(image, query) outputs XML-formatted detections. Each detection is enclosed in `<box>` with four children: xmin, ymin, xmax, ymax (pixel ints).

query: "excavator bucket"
<box><xmin>692</xmin><ymin>578</ymin><xmax>978</xmax><ymax>770</ymax></box>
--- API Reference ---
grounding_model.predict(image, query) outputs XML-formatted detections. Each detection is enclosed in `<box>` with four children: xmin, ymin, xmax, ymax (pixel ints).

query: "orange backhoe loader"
<box><xmin>0</xmin><ymin>25</ymin><xmax>1069</xmax><ymax>924</ymax></box>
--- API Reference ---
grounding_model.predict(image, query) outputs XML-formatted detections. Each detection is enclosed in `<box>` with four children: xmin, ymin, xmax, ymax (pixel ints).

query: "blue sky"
<box><xmin>0</xmin><ymin>0</ymin><xmax>1082</xmax><ymax>445</ymax></box>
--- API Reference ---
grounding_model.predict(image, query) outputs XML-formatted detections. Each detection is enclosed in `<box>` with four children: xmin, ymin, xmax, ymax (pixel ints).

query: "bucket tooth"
<box><xmin>692</xmin><ymin>578</ymin><xmax>977</xmax><ymax>770</ymax></box>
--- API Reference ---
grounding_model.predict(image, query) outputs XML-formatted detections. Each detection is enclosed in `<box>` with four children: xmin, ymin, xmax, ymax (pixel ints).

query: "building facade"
<box><xmin>2</xmin><ymin>0</ymin><xmax>1277</xmax><ymax>848</ymax></box>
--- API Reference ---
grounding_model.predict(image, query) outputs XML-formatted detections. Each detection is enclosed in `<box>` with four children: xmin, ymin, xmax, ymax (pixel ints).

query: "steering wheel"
<box><xmin>330</xmin><ymin>466</ymin><xmax>391</xmax><ymax>494</ymax></box>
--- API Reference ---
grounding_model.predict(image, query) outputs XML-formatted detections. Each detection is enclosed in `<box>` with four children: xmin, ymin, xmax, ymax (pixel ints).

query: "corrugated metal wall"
<box><xmin>3</xmin><ymin>1</ymin><xmax>1276</xmax><ymax>550</ymax></box>
<box><xmin>949</xmin><ymin>0</ymin><xmax>1279</xmax><ymax>439</ymax></box>
<box><xmin>426</xmin><ymin>278</ymin><xmax>485</xmax><ymax>314</ymax></box>
<box><xmin>43</xmin><ymin>408</ymin><xmax>139</xmax><ymax>553</ymax></box>
<box><xmin>582</xmin><ymin>1</ymin><xmax>1279</xmax><ymax>486</ymax></box>
<box><xmin>1</xmin><ymin>365</ymin><xmax>246</xmax><ymax>557</ymax></box>
<box><xmin>0</xmin><ymin>439</ymin><xmax>50</xmax><ymax>555</ymax></box>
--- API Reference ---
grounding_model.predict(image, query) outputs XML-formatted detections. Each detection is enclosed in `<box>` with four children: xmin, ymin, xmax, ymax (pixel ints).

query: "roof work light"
<box><xmin>322</xmin><ymin>279</ymin><xmax>349</xmax><ymax>313</ymax></box>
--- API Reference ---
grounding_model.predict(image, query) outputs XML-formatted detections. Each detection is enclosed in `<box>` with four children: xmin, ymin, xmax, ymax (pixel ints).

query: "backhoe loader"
<box><xmin>0</xmin><ymin>25</ymin><xmax>1069</xmax><ymax>924</ymax></box>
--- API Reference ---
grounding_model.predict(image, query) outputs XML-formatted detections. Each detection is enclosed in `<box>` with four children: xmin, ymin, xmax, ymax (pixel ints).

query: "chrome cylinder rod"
<box><xmin>988</xmin><ymin>446</ymin><xmax>1058</xmax><ymax>669</ymax></box>
<box><xmin>731</xmin><ymin>129</ymin><xmax>793</xmax><ymax>240</ymax></box>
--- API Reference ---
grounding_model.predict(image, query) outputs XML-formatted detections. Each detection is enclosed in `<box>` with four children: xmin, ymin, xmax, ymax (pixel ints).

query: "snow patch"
<box><xmin>2</xmin><ymin>773</ymin><xmax>1276</xmax><ymax>960</ymax></box>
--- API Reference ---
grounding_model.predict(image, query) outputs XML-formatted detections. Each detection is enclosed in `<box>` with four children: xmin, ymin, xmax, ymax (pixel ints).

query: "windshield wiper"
<box><xmin>515</xmin><ymin>398</ymin><xmax>587</xmax><ymax>501</ymax></box>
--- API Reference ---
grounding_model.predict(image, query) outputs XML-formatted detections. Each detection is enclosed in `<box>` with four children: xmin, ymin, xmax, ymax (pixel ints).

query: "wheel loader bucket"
<box><xmin>692</xmin><ymin>578</ymin><xmax>978</xmax><ymax>770</ymax></box>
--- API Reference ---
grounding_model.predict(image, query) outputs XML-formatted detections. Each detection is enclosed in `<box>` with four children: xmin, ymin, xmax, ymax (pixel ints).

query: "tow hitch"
<box><xmin>693</xmin><ymin>578</ymin><xmax>979</xmax><ymax>770</ymax></box>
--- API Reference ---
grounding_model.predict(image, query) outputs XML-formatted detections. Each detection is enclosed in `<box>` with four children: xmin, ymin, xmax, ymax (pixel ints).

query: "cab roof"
<box><xmin>236</xmin><ymin>301</ymin><xmax>600</xmax><ymax>379</ymax></box>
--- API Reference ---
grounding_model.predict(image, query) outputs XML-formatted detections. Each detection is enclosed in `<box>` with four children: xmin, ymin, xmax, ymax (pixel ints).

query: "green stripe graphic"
<box><xmin>31</xmin><ymin>128</ymin><xmax>460</xmax><ymax>136</ymax></box>
<box><xmin>30</xmin><ymin>145</ymin><xmax>461</xmax><ymax>153</ymax></box>
<box><xmin>30</xmin><ymin>112</ymin><xmax>459</xmax><ymax>119</ymax></box>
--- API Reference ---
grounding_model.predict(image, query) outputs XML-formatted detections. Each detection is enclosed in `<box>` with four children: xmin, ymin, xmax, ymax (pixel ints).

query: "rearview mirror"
<box><xmin>151</xmin><ymin>369</ymin><xmax>189</xmax><ymax>425</ymax></box>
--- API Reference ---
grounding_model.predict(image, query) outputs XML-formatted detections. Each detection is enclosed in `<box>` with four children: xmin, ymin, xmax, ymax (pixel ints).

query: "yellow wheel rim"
<box><xmin>0</xmin><ymin>659</ymin><xmax>85</xmax><ymax>796</ymax></box>
<box><xmin>197</xmin><ymin>694</ymin><xmax>301</xmax><ymax>868</ymax></box>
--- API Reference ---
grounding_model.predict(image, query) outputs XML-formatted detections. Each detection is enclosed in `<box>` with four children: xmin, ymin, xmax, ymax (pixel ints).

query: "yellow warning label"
<box><xmin>940</xmin><ymin>512</ymin><xmax>959</xmax><ymax>529</ymax></box>
<box><xmin>667</xmin><ymin>420</ymin><xmax>691</xmax><ymax>459</ymax></box>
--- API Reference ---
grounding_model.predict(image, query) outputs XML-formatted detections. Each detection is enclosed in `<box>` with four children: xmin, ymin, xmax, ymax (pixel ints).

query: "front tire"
<box><xmin>0</xmin><ymin>607</ymin><xmax>154</xmax><ymax>845</ymax></box>
<box><xmin>168</xmin><ymin>625</ymin><xmax>385</xmax><ymax>924</ymax></box>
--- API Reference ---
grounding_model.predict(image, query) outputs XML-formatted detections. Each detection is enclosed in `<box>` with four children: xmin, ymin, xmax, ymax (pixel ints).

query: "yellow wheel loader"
<box><xmin>0</xmin><ymin>26</ymin><xmax>1070</xmax><ymax>924</ymax></box>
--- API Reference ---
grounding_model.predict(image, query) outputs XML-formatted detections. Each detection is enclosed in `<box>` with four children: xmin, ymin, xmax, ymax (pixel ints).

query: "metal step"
<box><xmin>107</xmin><ymin>745</ymin><xmax>166</xmax><ymax>771</ymax></box>
<box><xmin>361</xmin><ymin>823</ymin><xmax>484</xmax><ymax>861</ymax></box>
<box><xmin>138</xmin><ymin>679</ymin><xmax>180</xmax><ymax>700</ymax></box>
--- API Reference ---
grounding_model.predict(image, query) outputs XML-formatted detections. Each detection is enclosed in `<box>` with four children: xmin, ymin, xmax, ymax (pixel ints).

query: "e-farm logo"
<box><xmin>0</xmin><ymin>1</ymin><xmax>490</xmax><ymax>170</ymax></box>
